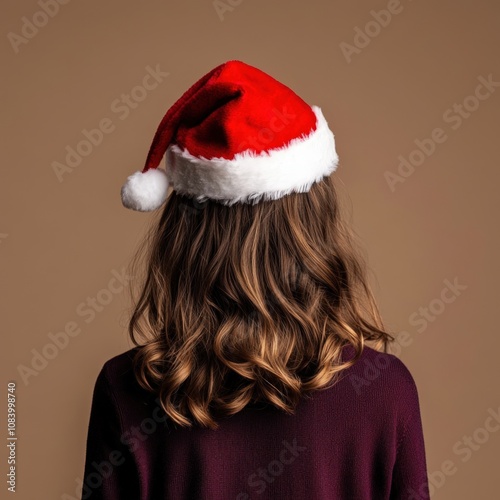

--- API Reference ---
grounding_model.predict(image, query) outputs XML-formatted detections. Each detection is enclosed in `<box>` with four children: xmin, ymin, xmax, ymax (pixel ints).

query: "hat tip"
<box><xmin>121</xmin><ymin>168</ymin><xmax>169</xmax><ymax>212</ymax></box>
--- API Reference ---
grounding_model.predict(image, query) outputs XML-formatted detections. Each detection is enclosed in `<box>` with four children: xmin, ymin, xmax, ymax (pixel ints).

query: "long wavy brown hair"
<box><xmin>124</xmin><ymin>172</ymin><xmax>395</xmax><ymax>430</ymax></box>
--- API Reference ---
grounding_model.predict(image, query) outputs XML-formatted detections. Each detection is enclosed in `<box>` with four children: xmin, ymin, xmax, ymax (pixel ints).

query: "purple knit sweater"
<box><xmin>81</xmin><ymin>344</ymin><xmax>430</xmax><ymax>499</ymax></box>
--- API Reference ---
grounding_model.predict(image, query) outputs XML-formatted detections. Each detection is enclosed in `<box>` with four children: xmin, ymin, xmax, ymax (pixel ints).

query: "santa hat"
<box><xmin>120</xmin><ymin>60</ymin><xmax>339</xmax><ymax>211</ymax></box>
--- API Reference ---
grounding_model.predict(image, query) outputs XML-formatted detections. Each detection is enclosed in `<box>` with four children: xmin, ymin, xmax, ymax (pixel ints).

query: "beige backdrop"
<box><xmin>2</xmin><ymin>0</ymin><xmax>499</xmax><ymax>498</ymax></box>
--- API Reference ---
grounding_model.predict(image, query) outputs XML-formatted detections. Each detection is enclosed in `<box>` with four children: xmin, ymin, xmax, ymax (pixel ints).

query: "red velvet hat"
<box><xmin>120</xmin><ymin>60</ymin><xmax>339</xmax><ymax>211</ymax></box>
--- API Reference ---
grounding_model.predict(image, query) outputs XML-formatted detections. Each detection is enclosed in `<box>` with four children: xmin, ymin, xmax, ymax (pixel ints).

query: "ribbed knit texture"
<box><xmin>81</xmin><ymin>344</ymin><xmax>430</xmax><ymax>500</ymax></box>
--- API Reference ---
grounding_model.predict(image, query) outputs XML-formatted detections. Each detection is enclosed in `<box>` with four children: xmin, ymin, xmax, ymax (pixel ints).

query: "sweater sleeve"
<box><xmin>389</xmin><ymin>376</ymin><xmax>431</xmax><ymax>500</ymax></box>
<box><xmin>81</xmin><ymin>362</ymin><xmax>140</xmax><ymax>500</ymax></box>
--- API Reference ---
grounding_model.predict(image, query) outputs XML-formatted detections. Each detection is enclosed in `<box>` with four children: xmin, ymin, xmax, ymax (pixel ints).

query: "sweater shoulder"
<box><xmin>96</xmin><ymin>347</ymin><xmax>149</xmax><ymax>403</ymax></box>
<box><xmin>344</xmin><ymin>344</ymin><xmax>419</xmax><ymax>388</ymax></box>
<box><xmin>363</xmin><ymin>345</ymin><xmax>419</xmax><ymax>390</ymax></box>
<box><xmin>340</xmin><ymin>344</ymin><xmax>422</xmax><ymax>418</ymax></box>
<box><xmin>101</xmin><ymin>346</ymin><xmax>139</xmax><ymax>378</ymax></box>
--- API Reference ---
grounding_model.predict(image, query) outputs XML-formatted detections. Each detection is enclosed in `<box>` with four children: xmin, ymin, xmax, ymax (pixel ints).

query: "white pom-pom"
<box><xmin>121</xmin><ymin>168</ymin><xmax>169</xmax><ymax>212</ymax></box>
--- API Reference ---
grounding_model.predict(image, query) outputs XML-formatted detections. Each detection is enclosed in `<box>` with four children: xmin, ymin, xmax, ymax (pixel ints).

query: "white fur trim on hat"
<box><xmin>121</xmin><ymin>167</ymin><xmax>169</xmax><ymax>211</ymax></box>
<box><xmin>165</xmin><ymin>106</ymin><xmax>338</xmax><ymax>206</ymax></box>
